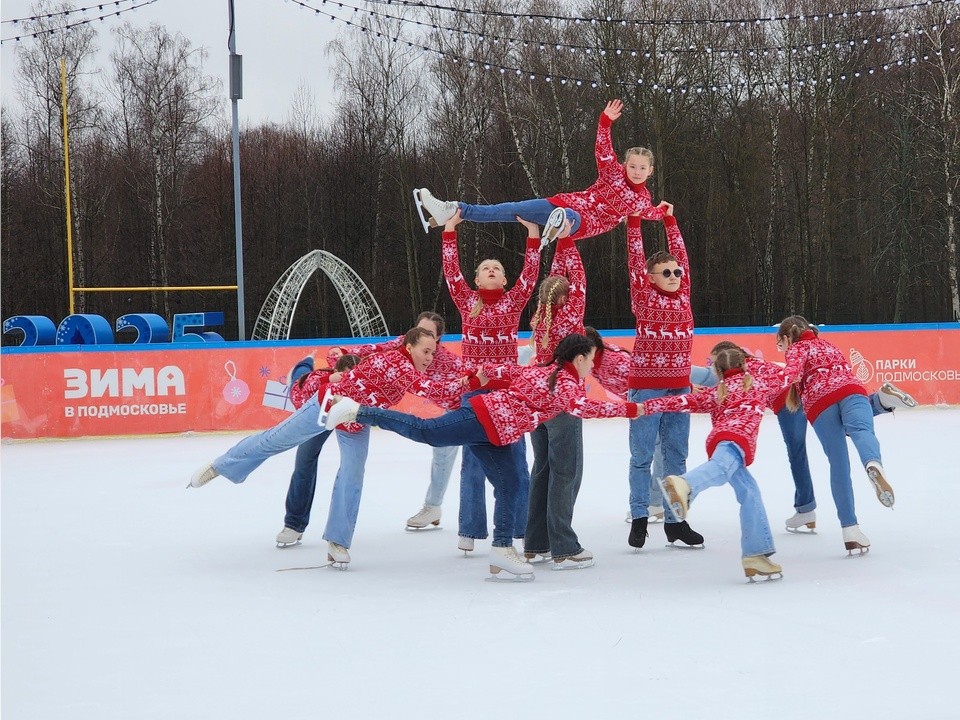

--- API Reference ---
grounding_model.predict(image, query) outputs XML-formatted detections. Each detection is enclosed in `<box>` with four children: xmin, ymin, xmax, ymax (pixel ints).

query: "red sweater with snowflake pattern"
<box><xmin>532</xmin><ymin>238</ymin><xmax>586</xmax><ymax>363</ymax></box>
<box><xmin>291</xmin><ymin>347</ymin><xmax>469</xmax><ymax>431</ymax></box>
<box><xmin>782</xmin><ymin>331</ymin><xmax>866</xmax><ymax>422</ymax></box>
<box><xmin>642</xmin><ymin>365</ymin><xmax>788</xmax><ymax>466</ymax></box>
<box><xmin>442</xmin><ymin>231</ymin><xmax>540</xmax><ymax>368</ymax></box>
<box><xmin>627</xmin><ymin>214</ymin><xmax>694</xmax><ymax>389</ymax></box>
<box><xmin>347</xmin><ymin>338</ymin><xmax>465</xmax><ymax>411</ymax></box>
<box><xmin>592</xmin><ymin>341</ymin><xmax>633</xmax><ymax>398</ymax></box>
<box><xmin>549</xmin><ymin>111</ymin><xmax>665</xmax><ymax>242</ymax></box>
<box><xmin>472</xmin><ymin>362</ymin><xmax>637</xmax><ymax>446</ymax></box>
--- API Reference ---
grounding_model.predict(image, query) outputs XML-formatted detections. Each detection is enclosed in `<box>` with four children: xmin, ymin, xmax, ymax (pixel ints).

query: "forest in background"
<box><xmin>2</xmin><ymin>0</ymin><xmax>958</xmax><ymax>344</ymax></box>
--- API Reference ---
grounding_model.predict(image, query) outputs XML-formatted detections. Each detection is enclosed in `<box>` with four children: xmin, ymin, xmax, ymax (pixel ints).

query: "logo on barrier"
<box><xmin>849</xmin><ymin>348</ymin><xmax>874</xmax><ymax>384</ymax></box>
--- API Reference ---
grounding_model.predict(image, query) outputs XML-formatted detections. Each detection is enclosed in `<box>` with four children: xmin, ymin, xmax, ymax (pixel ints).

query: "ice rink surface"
<box><xmin>3</xmin><ymin>407</ymin><xmax>958</xmax><ymax>720</ymax></box>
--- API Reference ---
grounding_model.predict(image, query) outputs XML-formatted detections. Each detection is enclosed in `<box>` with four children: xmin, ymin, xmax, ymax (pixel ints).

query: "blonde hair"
<box><xmin>530</xmin><ymin>275</ymin><xmax>570</xmax><ymax>350</ymax></box>
<box><xmin>623</xmin><ymin>146</ymin><xmax>655</xmax><ymax>165</ymax></box>
<box><xmin>713</xmin><ymin>347</ymin><xmax>752</xmax><ymax>403</ymax></box>
<box><xmin>777</xmin><ymin>316</ymin><xmax>818</xmax><ymax>411</ymax></box>
<box><xmin>470</xmin><ymin>259</ymin><xmax>506</xmax><ymax>318</ymax></box>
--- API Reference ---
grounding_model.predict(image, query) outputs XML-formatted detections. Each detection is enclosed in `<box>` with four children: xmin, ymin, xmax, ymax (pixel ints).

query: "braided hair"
<box><xmin>712</xmin><ymin>347</ymin><xmax>752</xmax><ymax>403</ymax></box>
<box><xmin>530</xmin><ymin>275</ymin><xmax>571</xmax><ymax>351</ymax></box>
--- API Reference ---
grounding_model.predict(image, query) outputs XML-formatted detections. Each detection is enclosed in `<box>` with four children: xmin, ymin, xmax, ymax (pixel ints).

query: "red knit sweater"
<box><xmin>472</xmin><ymin>363</ymin><xmax>637</xmax><ymax>446</ymax></box>
<box><xmin>627</xmin><ymin>214</ymin><xmax>694</xmax><ymax>389</ymax></box>
<box><xmin>783</xmin><ymin>331</ymin><xmax>866</xmax><ymax>422</ymax></box>
<box><xmin>592</xmin><ymin>341</ymin><xmax>632</xmax><ymax>398</ymax></box>
<box><xmin>292</xmin><ymin>347</ymin><xmax>468</xmax><ymax>430</ymax></box>
<box><xmin>549</xmin><ymin>111</ymin><xmax>665</xmax><ymax>242</ymax></box>
<box><xmin>643</xmin><ymin>365</ymin><xmax>788</xmax><ymax>466</ymax></box>
<box><xmin>532</xmin><ymin>237</ymin><xmax>586</xmax><ymax>364</ymax></box>
<box><xmin>442</xmin><ymin>231</ymin><xmax>540</xmax><ymax>368</ymax></box>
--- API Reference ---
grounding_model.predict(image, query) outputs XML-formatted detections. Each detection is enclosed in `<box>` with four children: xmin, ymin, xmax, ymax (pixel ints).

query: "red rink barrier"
<box><xmin>1</xmin><ymin>324</ymin><xmax>957</xmax><ymax>439</ymax></box>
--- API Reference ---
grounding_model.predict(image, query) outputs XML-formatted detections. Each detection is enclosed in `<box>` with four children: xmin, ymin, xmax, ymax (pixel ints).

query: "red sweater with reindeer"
<box><xmin>442</xmin><ymin>231</ymin><xmax>541</xmax><ymax>368</ymax></box>
<box><xmin>473</xmin><ymin>362</ymin><xmax>638</xmax><ymax>446</ymax></box>
<box><xmin>643</xmin><ymin>365</ymin><xmax>788</xmax><ymax>466</ymax></box>
<box><xmin>627</xmin><ymin>214</ymin><xmax>694</xmax><ymax>390</ymax></box>
<box><xmin>291</xmin><ymin>347</ymin><xmax>470</xmax><ymax>431</ymax></box>
<box><xmin>592</xmin><ymin>341</ymin><xmax>633</xmax><ymax>397</ymax></box>
<box><xmin>549</xmin><ymin>111</ymin><xmax>665</xmax><ymax>242</ymax></box>
<box><xmin>783</xmin><ymin>331</ymin><xmax>866</xmax><ymax>423</ymax></box>
<box><xmin>348</xmin><ymin>338</ymin><xmax>465</xmax><ymax>411</ymax></box>
<box><xmin>532</xmin><ymin>238</ymin><xmax>586</xmax><ymax>364</ymax></box>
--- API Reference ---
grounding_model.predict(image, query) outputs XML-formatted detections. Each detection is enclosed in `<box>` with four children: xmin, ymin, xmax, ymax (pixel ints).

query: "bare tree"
<box><xmin>107</xmin><ymin>22</ymin><xmax>219</xmax><ymax>319</ymax></box>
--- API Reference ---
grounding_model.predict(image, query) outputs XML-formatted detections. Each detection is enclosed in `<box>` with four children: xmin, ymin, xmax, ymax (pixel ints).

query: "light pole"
<box><xmin>228</xmin><ymin>0</ymin><xmax>245</xmax><ymax>339</ymax></box>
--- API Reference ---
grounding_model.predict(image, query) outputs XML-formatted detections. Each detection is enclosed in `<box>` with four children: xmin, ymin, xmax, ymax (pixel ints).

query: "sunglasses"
<box><xmin>650</xmin><ymin>268</ymin><xmax>684</xmax><ymax>278</ymax></box>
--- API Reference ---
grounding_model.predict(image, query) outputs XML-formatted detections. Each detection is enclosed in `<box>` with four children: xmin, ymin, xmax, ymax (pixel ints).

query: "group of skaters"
<box><xmin>189</xmin><ymin>99</ymin><xmax>916</xmax><ymax>582</ymax></box>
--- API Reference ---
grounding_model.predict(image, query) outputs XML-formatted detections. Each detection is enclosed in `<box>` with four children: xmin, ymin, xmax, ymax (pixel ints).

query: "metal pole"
<box><xmin>228</xmin><ymin>0</ymin><xmax>245</xmax><ymax>339</ymax></box>
<box><xmin>61</xmin><ymin>57</ymin><xmax>76</xmax><ymax>316</ymax></box>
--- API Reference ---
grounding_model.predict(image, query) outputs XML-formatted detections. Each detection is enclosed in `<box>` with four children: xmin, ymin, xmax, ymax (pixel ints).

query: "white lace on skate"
<box><xmin>276</xmin><ymin>527</ymin><xmax>303</xmax><ymax>547</ymax></box>
<box><xmin>406</xmin><ymin>504</ymin><xmax>441</xmax><ymax>530</ymax></box>
<box><xmin>327</xmin><ymin>542</ymin><xmax>351</xmax><ymax>569</ymax></box>
<box><xmin>188</xmin><ymin>463</ymin><xmax>219</xmax><ymax>489</ymax></box>
<box><xmin>742</xmin><ymin>555</ymin><xmax>783</xmax><ymax>582</ymax></box>
<box><xmin>487</xmin><ymin>546</ymin><xmax>534</xmax><ymax>582</ymax></box>
<box><xmin>878</xmin><ymin>382</ymin><xmax>917</xmax><ymax>410</ymax></box>
<box><xmin>785</xmin><ymin>510</ymin><xmax>817</xmax><ymax>533</ymax></box>
<box><xmin>842</xmin><ymin>525</ymin><xmax>871</xmax><ymax>557</ymax></box>
<box><xmin>552</xmin><ymin>549</ymin><xmax>595</xmax><ymax>570</ymax></box>
<box><xmin>865</xmin><ymin>461</ymin><xmax>895</xmax><ymax>508</ymax></box>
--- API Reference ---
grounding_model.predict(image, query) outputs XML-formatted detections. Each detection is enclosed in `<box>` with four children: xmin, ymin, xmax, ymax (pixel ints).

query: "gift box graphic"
<box><xmin>262</xmin><ymin>379</ymin><xmax>295</xmax><ymax>413</ymax></box>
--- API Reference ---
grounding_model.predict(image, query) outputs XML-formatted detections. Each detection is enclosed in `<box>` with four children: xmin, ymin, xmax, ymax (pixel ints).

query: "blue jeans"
<box><xmin>283</xmin><ymin>430</ymin><xmax>334</xmax><ymax>532</ymax></box>
<box><xmin>424</xmin><ymin>446</ymin><xmax>459</xmax><ymax>507</ymax></box>
<box><xmin>356</xmin><ymin>405</ymin><xmax>523</xmax><ymax>547</ymax></box>
<box><xmin>212</xmin><ymin>392</ymin><xmax>328</xmax><ymax>483</ymax></box>
<box><xmin>628</xmin><ymin>387</ymin><xmax>690</xmax><ymax>521</ymax></box>
<box><xmin>649</xmin><ymin>366</ymin><xmax>715</xmax><ymax>508</ymax></box>
<box><xmin>810</xmin><ymin>394</ymin><xmax>882</xmax><ymax>528</ymax></box>
<box><xmin>459</xmin><ymin>198</ymin><xmax>582</xmax><ymax>236</ymax></box>
<box><xmin>459</xmin><ymin>441</ymin><xmax>529</xmax><ymax>540</ymax></box>
<box><xmin>781</xmin><ymin>393</ymin><xmax>886</xmax><ymax>514</ymax></box>
<box><xmin>525</xmin><ymin>413</ymin><xmax>584</xmax><ymax>558</ymax></box>
<box><xmin>321</xmin><ymin>427</ymin><xmax>371</xmax><ymax>548</ymax></box>
<box><xmin>684</xmin><ymin>442</ymin><xmax>775</xmax><ymax>557</ymax></box>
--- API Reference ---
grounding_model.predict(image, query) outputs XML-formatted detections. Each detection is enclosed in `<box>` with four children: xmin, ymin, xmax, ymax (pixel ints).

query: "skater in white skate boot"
<box><xmin>318</xmin><ymin>312</ymin><xmax>465</xmax><ymax>532</ymax></box>
<box><xmin>413</xmin><ymin>99</ymin><xmax>665</xmax><ymax>240</ymax></box>
<box><xmin>435</xmin><ymin>211</ymin><xmax>544</xmax><ymax>556</ymax></box>
<box><xmin>760</xmin><ymin>332</ymin><xmax>916</xmax><ymax>534</ymax></box>
<box><xmin>321</xmin><ymin>334</ymin><xmax>641</xmax><ymax>581</ymax></box>
<box><xmin>276</xmin><ymin>352</ymin><xmax>360</xmax><ymax>548</ymax></box>
<box><xmin>779</xmin><ymin>316</ymin><xmax>896</xmax><ymax>556</ymax></box>
<box><xmin>641</xmin><ymin>347</ymin><xmax>789</xmax><ymax>581</ymax></box>
<box><xmin>623</xmin><ymin>202</ymin><xmax>705</xmax><ymax>551</ymax></box>
<box><xmin>524</xmin><ymin>228</ymin><xmax>596</xmax><ymax>570</ymax></box>
<box><xmin>189</xmin><ymin>327</ymin><xmax>472</xmax><ymax>569</ymax></box>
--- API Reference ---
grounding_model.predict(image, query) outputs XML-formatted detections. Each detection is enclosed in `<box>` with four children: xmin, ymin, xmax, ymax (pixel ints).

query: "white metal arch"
<box><xmin>251</xmin><ymin>249</ymin><xmax>389</xmax><ymax>341</ymax></box>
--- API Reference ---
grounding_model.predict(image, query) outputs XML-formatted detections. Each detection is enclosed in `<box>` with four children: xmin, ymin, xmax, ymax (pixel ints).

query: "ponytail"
<box><xmin>544</xmin><ymin>333</ymin><xmax>592</xmax><ymax>392</ymax></box>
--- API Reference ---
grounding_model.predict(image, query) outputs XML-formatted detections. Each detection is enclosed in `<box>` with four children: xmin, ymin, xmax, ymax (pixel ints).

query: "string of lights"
<box><xmin>289</xmin><ymin>0</ymin><xmax>957</xmax><ymax>94</ymax></box>
<box><xmin>2</xmin><ymin>0</ymin><xmax>143</xmax><ymax>25</ymax></box>
<box><xmin>292</xmin><ymin>0</ymin><xmax>957</xmax><ymax>61</ymax></box>
<box><xmin>360</xmin><ymin>0</ymin><xmax>959</xmax><ymax>28</ymax></box>
<box><xmin>0</xmin><ymin>0</ymin><xmax>158</xmax><ymax>44</ymax></box>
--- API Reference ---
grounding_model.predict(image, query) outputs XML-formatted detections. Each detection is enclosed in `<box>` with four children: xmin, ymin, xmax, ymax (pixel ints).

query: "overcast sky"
<box><xmin>1</xmin><ymin>0</ymin><xmax>351</xmax><ymax>125</ymax></box>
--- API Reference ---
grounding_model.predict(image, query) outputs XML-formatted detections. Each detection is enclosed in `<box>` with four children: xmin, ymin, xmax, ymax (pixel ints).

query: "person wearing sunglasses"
<box><xmin>624</xmin><ymin>201</ymin><xmax>705</xmax><ymax>550</ymax></box>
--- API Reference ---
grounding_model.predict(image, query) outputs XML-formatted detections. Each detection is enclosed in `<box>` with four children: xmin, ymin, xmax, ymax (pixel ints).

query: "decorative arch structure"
<box><xmin>251</xmin><ymin>250</ymin><xmax>389</xmax><ymax>341</ymax></box>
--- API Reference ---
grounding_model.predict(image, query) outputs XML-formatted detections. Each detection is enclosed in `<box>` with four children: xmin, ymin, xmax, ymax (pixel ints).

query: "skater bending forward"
<box><xmin>322</xmin><ymin>334</ymin><xmax>640</xmax><ymax>581</ymax></box>
<box><xmin>642</xmin><ymin>347</ymin><xmax>789</xmax><ymax>581</ymax></box>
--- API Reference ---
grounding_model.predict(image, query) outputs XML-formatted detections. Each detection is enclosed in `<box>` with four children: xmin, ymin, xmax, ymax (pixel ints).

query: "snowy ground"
<box><xmin>2</xmin><ymin>407</ymin><xmax>958</xmax><ymax>720</ymax></box>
